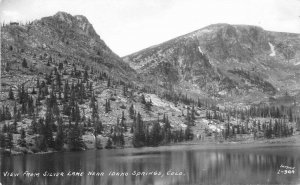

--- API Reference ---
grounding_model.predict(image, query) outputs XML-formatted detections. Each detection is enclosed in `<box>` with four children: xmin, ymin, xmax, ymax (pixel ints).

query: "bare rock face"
<box><xmin>123</xmin><ymin>24</ymin><xmax>300</xmax><ymax>101</ymax></box>
<box><xmin>52</xmin><ymin>11</ymin><xmax>98</xmax><ymax>38</ymax></box>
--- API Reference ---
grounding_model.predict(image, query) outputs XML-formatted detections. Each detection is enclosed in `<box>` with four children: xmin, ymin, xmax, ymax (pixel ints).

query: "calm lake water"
<box><xmin>1</xmin><ymin>144</ymin><xmax>300</xmax><ymax>185</ymax></box>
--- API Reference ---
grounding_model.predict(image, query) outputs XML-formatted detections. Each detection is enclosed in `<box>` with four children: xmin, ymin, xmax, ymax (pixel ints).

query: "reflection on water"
<box><xmin>1</xmin><ymin>145</ymin><xmax>300</xmax><ymax>185</ymax></box>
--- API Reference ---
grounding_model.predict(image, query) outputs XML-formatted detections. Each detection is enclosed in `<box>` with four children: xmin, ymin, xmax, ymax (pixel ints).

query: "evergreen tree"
<box><xmin>0</xmin><ymin>131</ymin><xmax>6</xmax><ymax>148</ymax></box>
<box><xmin>6</xmin><ymin>132</ymin><xmax>13</xmax><ymax>152</ymax></box>
<box><xmin>31</xmin><ymin>87</ymin><xmax>37</xmax><ymax>94</ymax></box>
<box><xmin>107</xmin><ymin>78</ymin><xmax>111</xmax><ymax>88</ymax></box>
<box><xmin>145</xmin><ymin>99</ymin><xmax>153</xmax><ymax>112</ymax></box>
<box><xmin>191</xmin><ymin>105</ymin><xmax>196</xmax><ymax>122</ymax></box>
<box><xmin>129</xmin><ymin>104</ymin><xmax>135</xmax><ymax>119</ymax></box>
<box><xmin>5</xmin><ymin>106</ymin><xmax>12</xmax><ymax>120</ymax></box>
<box><xmin>120</xmin><ymin>133</ymin><xmax>125</xmax><ymax>147</ymax></box>
<box><xmin>105</xmin><ymin>138</ymin><xmax>113</xmax><ymax>149</ymax></box>
<box><xmin>22</xmin><ymin>58</ymin><xmax>28</xmax><ymax>68</ymax></box>
<box><xmin>123</xmin><ymin>85</ymin><xmax>127</xmax><ymax>96</ymax></box>
<box><xmin>2</xmin><ymin>124</ymin><xmax>8</xmax><ymax>133</ymax></box>
<box><xmin>54</xmin><ymin>118</ymin><xmax>64</xmax><ymax>151</ymax></box>
<box><xmin>18</xmin><ymin>129</ymin><xmax>27</xmax><ymax>147</ymax></box>
<box><xmin>31</xmin><ymin>114</ymin><xmax>38</xmax><ymax>134</ymax></box>
<box><xmin>94</xmin><ymin>118</ymin><xmax>103</xmax><ymax>136</ymax></box>
<box><xmin>149</xmin><ymin>120</ymin><xmax>162</xmax><ymax>146</ymax></box>
<box><xmin>44</xmin><ymin>101</ymin><xmax>55</xmax><ymax>148</ymax></box>
<box><xmin>132</xmin><ymin>113</ymin><xmax>146</xmax><ymax>147</ymax></box>
<box><xmin>95</xmin><ymin>136</ymin><xmax>103</xmax><ymax>149</ymax></box>
<box><xmin>141</xmin><ymin>94</ymin><xmax>146</xmax><ymax>104</ymax></box>
<box><xmin>145</xmin><ymin>125</ymin><xmax>150</xmax><ymax>145</ymax></box>
<box><xmin>130</xmin><ymin>124</ymin><xmax>134</xmax><ymax>133</ymax></box>
<box><xmin>36</xmin><ymin>78</ymin><xmax>40</xmax><ymax>89</ymax></box>
<box><xmin>185</xmin><ymin>125</ymin><xmax>193</xmax><ymax>141</ymax></box>
<box><xmin>206</xmin><ymin>110</ymin><xmax>211</xmax><ymax>119</ymax></box>
<box><xmin>112</xmin><ymin>132</ymin><xmax>117</xmax><ymax>145</ymax></box>
<box><xmin>68</xmin><ymin>122</ymin><xmax>85</xmax><ymax>151</ymax></box>
<box><xmin>63</xmin><ymin>80</ymin><xmax>69</xmax><ymax>102</ymax></box>
<box><xmin>12</xmin><ymin>120</ymin><xmax>18</xmax><ymax>133</ymax></box>
<box><xmin>164</xmin><ymin>114</ymin><xmax>171</xmax><ymax>129</ymax></box>
<box><xmin>179</xmin><ymin>129</ymin><xmax>184</xmax><ymax>142</ymax></box>
<box><xmin>8</xmin><ymin>87</ymin><xmax>14</xmax><ymax>100</ymax></box>
<box><xmin>58</xmin><ymin>62</ymin><xmax>64</xmax><ymax>71</ymax></box>
<box><xmin>186</xmin><ymin>109</ymin><xmax>192</xmax><ymax>125</ymax></box>
<box><xmin>105</xmin><ymin>99</ymin><xmax>111</xmax><ymax>113</ymax></box>
<box><xmin>164</xmin><ymin>127</ymin><xmax>172</xmax><ymax>144</ymax></box>
<box><xmin>84</xmin><ymin>69</ymin><xmax>89</xmax><ymax>82</ymax></box>
<box><xmin>38</xmin><ymin>136</ymin><xmax>48</xmax><ymax>152</ymax></box>
<box><xmin>56</xmin><ymin>72</ymin><xmax>62</xmax><ymax>89</ymax></box>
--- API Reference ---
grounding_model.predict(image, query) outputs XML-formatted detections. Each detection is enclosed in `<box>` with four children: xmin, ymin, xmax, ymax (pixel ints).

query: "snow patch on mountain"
<box><xmin>198</xmin><ymin>46</ymin><xmax>204</xmax><ymax>55</ymax></box>
<box><xmin>269</xmin><ymin>42</ymin><xmax>276</xmax><ymax>57</ymax></box>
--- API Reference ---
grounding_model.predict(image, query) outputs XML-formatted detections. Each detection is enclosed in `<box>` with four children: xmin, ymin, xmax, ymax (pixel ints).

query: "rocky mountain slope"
<box><xmin>123</xmin><ymin>24</ymin><xmax>300</xmax><ymax>103</ymax></box>
<box><xmin>1</xmin><ymin>11</ymin><xmax>136</xmax><ymax>81</ymax></box>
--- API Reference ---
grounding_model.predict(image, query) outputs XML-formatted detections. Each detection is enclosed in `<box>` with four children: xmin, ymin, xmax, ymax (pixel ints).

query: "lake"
<box><xmin>1</xmin><ymin>144</ymin><xmax>300</xmax><ymax>185</ymax></box>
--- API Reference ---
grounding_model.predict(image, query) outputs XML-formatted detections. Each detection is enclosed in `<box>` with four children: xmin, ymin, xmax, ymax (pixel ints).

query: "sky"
<box><xmin>0</xmin><ymin>0</ymin><xmax>300</xmax><ymax>56</ymax></box>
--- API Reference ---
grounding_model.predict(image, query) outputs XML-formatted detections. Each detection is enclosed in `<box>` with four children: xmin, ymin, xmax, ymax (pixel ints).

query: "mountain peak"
<box><xmin>53</xmin><ymin>11</ymin><xmax>73</xmax><ymax>22</ymax></box>
<box><xmin>202</xmin><ymin>23</ymin><xmax>263</xmax><ymax>30</ymax></box>
<box><xmin>52</xmin><ymin>11</ymin><xmax>90</xmax><ymax>25</ymax></box>
<box><xmin>203</xmin><ymin>23</ymin><xmax>231</xmax><ymax>29</ymax></box>
<box><xmin>191</xmin><ymin>23</ymin><xmax>265</xmax><ymax>36</ymax></box>
<box><xmin>45</xmin><ymin>11</ymin><xmax>97</xmax><ymax>37</ymax></box>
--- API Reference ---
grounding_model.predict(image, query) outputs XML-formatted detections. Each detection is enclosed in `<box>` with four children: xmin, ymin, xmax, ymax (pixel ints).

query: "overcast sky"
<box><xmin>1</xmin><ymin>0</ymin><xmax>300</xmax><ymax>56</ymax></box>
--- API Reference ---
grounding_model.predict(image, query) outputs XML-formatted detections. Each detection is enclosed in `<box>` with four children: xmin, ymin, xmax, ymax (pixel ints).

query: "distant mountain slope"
<box><xmin>123</xmin><ymin>24</ymin><xmax>300</xmax><ymax>102</ymax></box>
<box><xmin>1</xmin><ymin>11</ymin><xmax>136</xmax><ymax>80</ymax></box>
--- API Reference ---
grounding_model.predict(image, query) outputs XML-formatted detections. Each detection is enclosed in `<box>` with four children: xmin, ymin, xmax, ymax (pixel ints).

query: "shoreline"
<box><xmin>2</xmin><ymin>134</ymin><xmax>299</xmax><ymax>156</ymax></box>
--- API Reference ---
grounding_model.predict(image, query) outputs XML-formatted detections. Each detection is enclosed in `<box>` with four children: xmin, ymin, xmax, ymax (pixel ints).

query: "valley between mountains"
<box><xmin>1</xmin><ymin>12</ymin><xmax>300</xmax><ymax>155</ymax></box>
